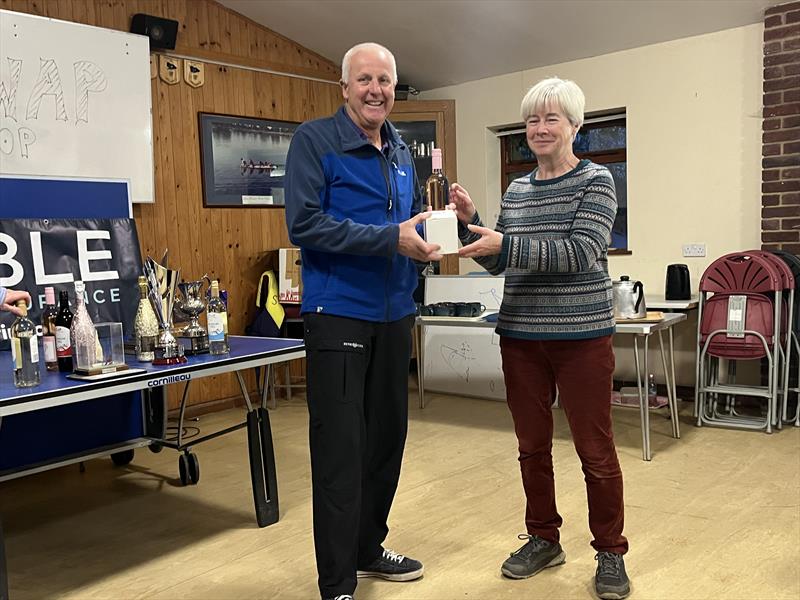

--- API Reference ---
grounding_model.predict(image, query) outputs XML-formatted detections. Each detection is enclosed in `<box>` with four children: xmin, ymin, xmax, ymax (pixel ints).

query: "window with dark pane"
<box><xmin>499</xmin><ymin>114</ymin><xmax>629</xmax><ymax>252</ymax></box>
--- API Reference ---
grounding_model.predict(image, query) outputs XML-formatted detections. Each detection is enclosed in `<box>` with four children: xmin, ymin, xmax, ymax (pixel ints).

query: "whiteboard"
<box><xmin>0</xmin><ymin>10</ymin><xmax>154</xmax><ymax>203</ymax></box>
<box><xmin>422</xmin><ymin>275</ymin><xmax>507</xmax><ymax>400</ymax></box>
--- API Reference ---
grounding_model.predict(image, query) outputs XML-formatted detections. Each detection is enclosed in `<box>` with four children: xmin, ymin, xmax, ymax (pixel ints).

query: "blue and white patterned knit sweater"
<box><xmin>459</xmin><ymin>159</ymin><xmax>617</xmax><ymax>340</ymax></box>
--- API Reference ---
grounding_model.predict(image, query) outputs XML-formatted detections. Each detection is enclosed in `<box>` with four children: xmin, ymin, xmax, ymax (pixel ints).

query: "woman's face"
<box><xmin>525</xmin><ymin>102</ymin><xmax>578</xmax><ymax>161</ymax></box>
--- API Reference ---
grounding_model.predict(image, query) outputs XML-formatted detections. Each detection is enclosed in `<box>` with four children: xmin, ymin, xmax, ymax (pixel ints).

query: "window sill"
<box><xmin>609</xmin><ymin>249</ymin><xmax>632</xmax><ymax>256</ymax></box>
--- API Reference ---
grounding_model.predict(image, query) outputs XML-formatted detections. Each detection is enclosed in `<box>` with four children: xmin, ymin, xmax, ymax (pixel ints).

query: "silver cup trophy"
<box><xmin>173</xmin><ymin>276</ymin><xmax>211</xmax><ymax>354</ymax></box>
<box><xmin>143</xmin><ymin>253</ymin><xmax>187</xmax><ymax>365</ymax></box>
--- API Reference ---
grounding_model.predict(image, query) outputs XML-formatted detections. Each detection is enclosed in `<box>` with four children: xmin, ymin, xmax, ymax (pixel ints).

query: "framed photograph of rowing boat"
<box><xmin>198</xmin><ymin>112</ymin><xmax>298</xmax><ymax>208</ymax></box>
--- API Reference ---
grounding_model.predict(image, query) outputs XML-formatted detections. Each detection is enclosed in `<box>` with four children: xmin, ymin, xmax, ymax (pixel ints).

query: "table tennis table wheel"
<box><xmin>179</xmin><ymin>451</ymin><xmax>200</xmax><ymax>486</ymax></box>
<box><xmin>110</xmin><ymin>449</ymin><xmax>135</xmax><ymax>467</ymax></box>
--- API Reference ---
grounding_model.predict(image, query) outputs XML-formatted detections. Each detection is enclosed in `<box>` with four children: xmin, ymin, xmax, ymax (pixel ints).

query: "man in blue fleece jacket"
<box><xmin>285</xmin><ymin>42</ymin><xmax>441</xmax><ymax>600</ymax></box>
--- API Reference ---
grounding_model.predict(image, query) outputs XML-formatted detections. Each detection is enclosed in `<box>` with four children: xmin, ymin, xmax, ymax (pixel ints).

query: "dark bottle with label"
<box><xmin>55</xmin><ymin>289</ymin><xmax>74</xmax><ymax>372</ymax></box>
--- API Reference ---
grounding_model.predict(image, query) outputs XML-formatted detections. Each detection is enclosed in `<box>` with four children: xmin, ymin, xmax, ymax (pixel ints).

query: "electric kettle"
<box><xmin>613</xmin><ymin>275</ymin><xmax>647</xmax><ymax>319</ymax></box>
<box><xmin>665</xmin><ymin>264</ymin><xmax>691</xmax><ymax>300</ymax></box>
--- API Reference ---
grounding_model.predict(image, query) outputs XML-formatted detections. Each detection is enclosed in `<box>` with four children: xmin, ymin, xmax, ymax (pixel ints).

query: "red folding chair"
<box><xmin>695</xmin><ymin>252</ymin><xmax>784</xmax><ymax>432</ymax></box>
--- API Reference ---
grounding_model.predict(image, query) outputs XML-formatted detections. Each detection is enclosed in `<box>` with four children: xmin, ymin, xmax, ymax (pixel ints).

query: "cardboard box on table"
<box><xmin>279</xmin><ymin>248</ymin><xmax>303</xmax><ymax>303</ymax></box>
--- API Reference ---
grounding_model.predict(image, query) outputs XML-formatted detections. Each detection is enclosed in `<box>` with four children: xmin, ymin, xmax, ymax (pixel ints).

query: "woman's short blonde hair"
<box><xmin>520</xmin><ymin>77</ymin><xmax>585</xmax><ymax>128</ymax></box>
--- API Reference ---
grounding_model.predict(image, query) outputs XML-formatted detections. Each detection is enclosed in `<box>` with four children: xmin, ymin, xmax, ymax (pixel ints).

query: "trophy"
<box><xmin>143</xmin><ymin>252</ymin><xmax>187</xmax><ymax>365</ymax></box>
<box><xmin>173</xmin><ymin>276</ymin><xmax>211</xmax><ymax>354</ymax></box>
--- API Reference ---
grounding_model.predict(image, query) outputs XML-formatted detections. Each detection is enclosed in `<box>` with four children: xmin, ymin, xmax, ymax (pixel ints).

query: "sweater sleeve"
<box><xmin>284</xmin><ymin>127</ymin><xmax>400</xmax><ymax>257</ymax></box>
<box><xmin>457</xmin><ymin>210</ymin><xmax>508</xmax><ymax>276</ymax></box>
<box><xmin>503</xmin><ymin>169</ymin><xmax>617</xmax><ymax>273</ymax></box>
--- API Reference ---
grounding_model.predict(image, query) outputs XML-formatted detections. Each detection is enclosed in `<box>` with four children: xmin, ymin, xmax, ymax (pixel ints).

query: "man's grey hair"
<box><xmin>520</xmin><ymin>77</ymin><xmax>586</xmax><ymax>129</ymax></box>
<box><xmin>341</xmin><ymin>42</ymin><xmax>398</xmax><ymax>84</ymax></box>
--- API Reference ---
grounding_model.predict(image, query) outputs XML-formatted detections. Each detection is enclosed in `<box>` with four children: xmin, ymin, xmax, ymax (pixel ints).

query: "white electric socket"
<box><xmin>682</xmin><ymin>243</ymin><xmax>706</xmax><ymax>257</ymax></box>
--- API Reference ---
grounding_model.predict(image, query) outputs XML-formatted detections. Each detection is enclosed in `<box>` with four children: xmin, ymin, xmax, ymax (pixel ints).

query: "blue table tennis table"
<box><xmin>0</xmin><ymin>335</ymin><xmax>304</xmax><ymax>600</ymax></box>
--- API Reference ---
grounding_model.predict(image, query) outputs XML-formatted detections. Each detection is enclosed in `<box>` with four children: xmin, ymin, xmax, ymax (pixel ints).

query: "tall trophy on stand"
<box><xmin>173</xmin><ymin>276</ymin><xmax>211</xmax><ymax>354</ymax></box>
<box><xmin>143</xmin><ymin>252</ymin><xmax>187</xmax><ymax>365</ymax></box>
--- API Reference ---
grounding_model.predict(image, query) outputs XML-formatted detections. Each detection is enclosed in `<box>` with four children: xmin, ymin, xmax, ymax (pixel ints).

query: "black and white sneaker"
<box><xmin>357</xmin><ymin>548</ymin><xmax>423</xmax><ymax>581</ymax></box>
<box><xmin>322</xmin><ymin>596</ymin><xmax>353</xmax><ymax>600</ymax></box>
<box><xmin>594</xmin><ymin>552</ymin><xmax>631</xmax><ymax>599</ymax></box>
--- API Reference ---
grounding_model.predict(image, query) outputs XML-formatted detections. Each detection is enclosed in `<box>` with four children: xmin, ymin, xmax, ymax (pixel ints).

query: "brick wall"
<box><xmin>762</xmin><ymin>2</ymin><xmax>800</xmax><ymax>253</ymax></box>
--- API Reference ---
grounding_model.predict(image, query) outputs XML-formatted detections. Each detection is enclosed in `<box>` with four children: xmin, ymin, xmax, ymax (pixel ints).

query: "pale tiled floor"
<box><xmin>2</xmin><ymin>387</ymin><xmax>799</xmax><ymax>599</ymax></box>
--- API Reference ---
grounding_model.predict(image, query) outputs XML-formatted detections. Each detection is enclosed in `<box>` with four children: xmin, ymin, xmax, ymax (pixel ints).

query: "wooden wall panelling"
<box><xmin>97</xmin><ymin>0</ymin><xmax>116</xmax><ymax>27</ymax></box>
<box><xmin>69</xmin><ymin>0</ymin><xmax>87</xmax><ymax>22</ymax></box>
<box><xmin>216</xmin><ymin>3</ymin><xmax>233</xmax><ymax>55</ymax></box>
<box><xmin>197</xmin><ymin>0</ymin><xmax>214</xmax><ymax>53</ymax></box>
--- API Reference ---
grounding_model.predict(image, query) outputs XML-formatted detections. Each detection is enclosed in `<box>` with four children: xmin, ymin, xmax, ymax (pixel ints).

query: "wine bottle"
<box><xmin>11</xmin><ymin>300</ymin><xmax>41</xmax><ymax>388</ymax></box>
<box><xmin>70</xmin><ymin>280</ymin><xmax>97</xmax><ymax>371</ymax></box>
<box><xmin>41</xmin><ymin>286</ymin><xmax>59</xmax><ymax>372</ymax></box>
<box><xmin>425</xmin><ymin>148</ymin><xmax>449</xmax><ymax>210</ymax></box>
<box><xmin>207</xmin><ymin>280</ymin><xmax>229</xmax><ymax>355</ymax></box>
<box><xmin>422</xmin><ymin>147</ymin><xmax>459</xmax><ymax>254</ymax></box>
<box><xmin>55</xmin><ymin>289</ymin><xmax>74</xmax><ymax>372</ymax></box>
<box><xmin>134</xmin><ymin>275</ymin><xmax>158</xmax><ymax>362</ymax></box>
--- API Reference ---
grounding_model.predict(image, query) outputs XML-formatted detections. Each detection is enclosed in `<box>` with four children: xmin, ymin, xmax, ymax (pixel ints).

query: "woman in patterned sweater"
<box><xmin>451</xmin><ymin>77</ymin><xmax>630</xmax><ymax>600</ymax></box>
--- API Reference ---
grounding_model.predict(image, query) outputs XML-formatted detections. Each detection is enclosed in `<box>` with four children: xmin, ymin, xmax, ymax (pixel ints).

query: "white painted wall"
<box><xmin>419</xmin><ymin>25</ymin><xmax>764</xmax><ymax>386</ymax></box>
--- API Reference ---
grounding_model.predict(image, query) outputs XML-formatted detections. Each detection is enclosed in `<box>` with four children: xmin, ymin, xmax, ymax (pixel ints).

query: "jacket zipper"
<box><xmin>379</xmin><ymin>147</ymin><xmax>400</xmax><ymax>321</ymax></box>
<box><xmin>381</xmin><ymin>148</ymin><xmax>397</xmax><ymax>323</ymax></box>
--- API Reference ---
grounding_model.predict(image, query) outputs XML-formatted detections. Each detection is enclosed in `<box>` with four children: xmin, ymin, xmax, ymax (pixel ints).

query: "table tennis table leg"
<box><xmin>236</xmin><ymin>372</ymin><xmax>279</xmax><ymax>527</ymax></box>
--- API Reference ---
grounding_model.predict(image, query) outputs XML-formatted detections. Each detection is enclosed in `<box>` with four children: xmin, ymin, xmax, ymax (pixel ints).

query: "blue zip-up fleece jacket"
<box><xmin>284</xmin><ymin>106</ymin><xmax>422</xmax><ymax>322</ymax></box>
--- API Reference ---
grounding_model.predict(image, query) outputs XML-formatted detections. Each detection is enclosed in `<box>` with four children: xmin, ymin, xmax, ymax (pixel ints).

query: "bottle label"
<box><xmin>138</xmin><ymin>334</ymin><xmax>156</xmax><ymax>353</ymax></box>
<box><xmin>208</xmin><ymin>312</ymin><xmax>227</xmax><ymax>342</ymax></box>
<box><xmin>11</xmin><ymin>338</ymin><xmax>21</xmax><ymax>369</ymax></box>
<box><xmin>56</xmin><ymin>326</ymin><xmax>72</xmax><ymax>357</ymax></box>
<box><xmin>44</xmin><ymin>336</ymin><xmax>57</xmax><ymax>362</ymax></box>
<box><xmin>29</xmin><ymin>336</ymin><xmax>39</xmax><ymax>363</ymax></box>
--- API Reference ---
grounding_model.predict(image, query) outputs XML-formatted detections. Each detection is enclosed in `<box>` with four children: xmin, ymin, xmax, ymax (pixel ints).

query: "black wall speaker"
<box><xmin>130</xmin><ymin>14</ymin><xmax>179</xmax><ymax>50</ymax></box>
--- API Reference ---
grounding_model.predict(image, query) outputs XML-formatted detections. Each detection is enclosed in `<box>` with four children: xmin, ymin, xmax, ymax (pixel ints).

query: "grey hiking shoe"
<box><xmin>501</xmin><ymin>533</ymin><xmax>566</xmax><ymax>579</ymax></box>
<box><xmin>594</xmin><ymin>552</ymin><xmax>630</xmax><ymax>599</ymax></box>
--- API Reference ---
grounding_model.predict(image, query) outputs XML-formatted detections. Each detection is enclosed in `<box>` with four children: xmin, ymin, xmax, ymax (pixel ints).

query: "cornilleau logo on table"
<box><xmin>148</xmin><ymin>373</ymin><xmax>192</xmax><ymax>387</ymax></box>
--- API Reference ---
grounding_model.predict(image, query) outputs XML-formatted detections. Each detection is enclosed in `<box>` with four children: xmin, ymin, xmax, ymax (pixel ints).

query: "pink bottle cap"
<box><xmin>45</xmin><ymin>286</ymin><xmax>55</xmax><ymax>305</ymax></box>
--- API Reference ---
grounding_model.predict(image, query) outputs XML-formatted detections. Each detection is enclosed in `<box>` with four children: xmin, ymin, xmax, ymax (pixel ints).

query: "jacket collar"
<box><xmin>334</xmin><ymin>105</ymin><xmax>405</xmax><ymax>153</ymax></box>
